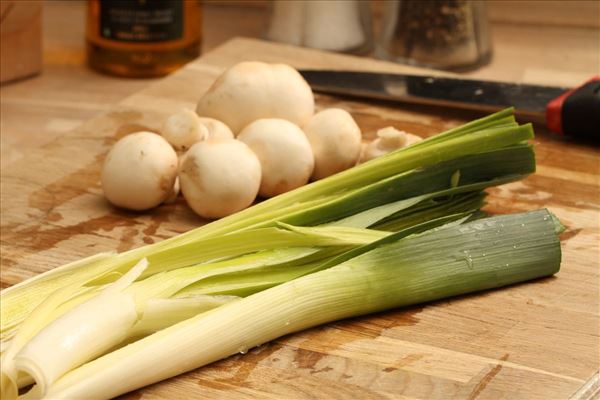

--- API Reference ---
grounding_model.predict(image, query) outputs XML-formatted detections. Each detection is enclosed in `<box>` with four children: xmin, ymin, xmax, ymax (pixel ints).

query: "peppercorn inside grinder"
<box><xmin>377</xmin><ymin>0</ymin><xmax>492</xmax><ymax>71</ymax></box>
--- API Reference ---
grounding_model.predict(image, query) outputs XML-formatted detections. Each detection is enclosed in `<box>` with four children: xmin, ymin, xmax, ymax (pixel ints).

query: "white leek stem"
<box><xmin>1</xmin><ymin>281</ymin><xmax>100</xmax><ymax>399</ymax></box>
<box><xmin>128</xmin><ymin>296</ymin><xmax>239</xmax><ymax>338</ymax></box>
<box><xmin>45</xmin><ymin>269</ymin><xmax>376</xmax><ymax>399</ymax></box>
<box><xmin>15</xmin><ymin>294</ymin><xmax>137</xmax><ymax>395</ymax></box>
<box><xmin>12</xmin><ymin>259</ymin><xmax>147</xmax><ymax>396</ymax></box>
<box><xmin>1</xmin><ymin>252</ymin><xmax>115</xmax><ymax>343</ymax></box>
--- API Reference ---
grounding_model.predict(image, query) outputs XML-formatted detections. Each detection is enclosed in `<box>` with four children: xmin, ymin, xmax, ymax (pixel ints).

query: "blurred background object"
<box><xmin>266</xmin><ymin>0</ymin><xmax>373</xmax><ymax>54</ymax></box>
<box><xmin>0</xmin><ymin>1</ymin><xmax>598</xmax><ymax>168</ymax></box>
<box><xmin>86</xmin><ymin>0</ymin><xmax>202</xmax><ymax>77</ymax></box>
<box><xmin>0</xmin><ymin>1</ymin><xmax>42</xmax><ymax>84</ymax></box>
<box><xmin>377</xmin><ymin>0</ymin><xmax>492</xmax><ymax>70</ymax></box>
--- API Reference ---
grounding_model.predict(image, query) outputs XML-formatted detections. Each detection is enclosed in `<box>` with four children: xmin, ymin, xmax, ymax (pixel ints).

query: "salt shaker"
<box><xmin>267</xmin><ymin>0</ymin><xmax>373</xmax><ymax>54</ymax></box>
<box><xmin>376</xmin><ymin>0</ymin><xmax>492</xmax><ymax>70</ymax></box>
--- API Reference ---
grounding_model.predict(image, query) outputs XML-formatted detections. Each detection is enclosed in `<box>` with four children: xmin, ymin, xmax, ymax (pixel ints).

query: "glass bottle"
<box><xmin>86</xmin><ymin>0</ymin><xmax>202</xmax><ymax>78</ymax></box>
<box><xmin>377</xmin><ymin>0</ymin><xmax>492</xmax><ymax>71</ymax></box>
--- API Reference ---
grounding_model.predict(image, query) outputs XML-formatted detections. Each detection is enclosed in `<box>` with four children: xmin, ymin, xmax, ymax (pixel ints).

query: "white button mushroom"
<box><xmin>238</xmin><ymin>119</ymin><xmax>314</xmax><ymax>198</ymax></box>
<box><xmin>101</xmin><ymin>132</ymin><xmax>178</xmax><ymax>211</ymax></box>
<box><xmin>162</xmin><ymin>109</ymin><xmax>208</xmax><ymax>151</ymax></box>
<box><xmin>196</xmin><ymin>61</ymin><xmax>315</xmax><ymax>135</ymax></box>
<box><xmin>360</xmin><ymin>126</ymin><xmax>424</xmax><ymax>163</ymax></box>
<box><xmin>405</xmin><ymin>132</ymin><xmax>424</xmax><ymax>146</ymax></box>
<box><xmin>303</xmin><ymin>108</ymin><xmax>362</xmax><ymax>180</ymax></box>
<box><xmin>197</xmin><ymin>117</ymin><xmax>234</xmax><ymax>140</ymax></box>
<box><xmin>162</xmin><ymin>110</ymin><xmax>234</xmax><ymax>151</ymax></box>
<box><xmin>179</xmin><ymin>139</ymin><xmax>261</xmax><ymax>219</ymax></box>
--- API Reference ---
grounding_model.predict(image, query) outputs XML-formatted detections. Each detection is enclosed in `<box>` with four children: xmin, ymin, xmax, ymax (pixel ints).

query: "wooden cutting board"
<box><xmin>1</xmin><ymin>38</ymin><xmax>599</xmax><ymax>400</ymax></box>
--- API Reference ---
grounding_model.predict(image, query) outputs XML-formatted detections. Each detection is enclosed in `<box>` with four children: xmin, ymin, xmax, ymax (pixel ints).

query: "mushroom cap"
<box><xmin>238</xmin><ymin>118</ymin><xmax>314</xmax><ymax>198</ymax></box>
<box><xmin>179</xmin><ymin>139</ymin><xmax>261</xmax><ymax>219</ymax></box>
<box><xmin>101</xmin><ymin>131</ymin><xmax>178</xmax><ymax>211</ymax></box>
<box><xmin>360</xmin><ymin>127</ymin><xmax>408</xmax><ymax>163</ymax></box>
<box><xmin>162</xmin><ymin>109</ymin><xmax>208</xmax><ymax>151</ymax></box>
<box><xmin>405</xmin><ymin>132</ymin><xmax>424</xmax><ymax>146</ymax></box>
<box><xmin>197</xmin><ymin>117</ymin><xmax>234</xmax><ymax>140</ymax></box>
<box><xmin>196</xmin><ymin>61</ymin><xmax>314</xmax><ymax>134</ymax></box>
<box><xmin>376</xmin><ymin>127</ymin><xmax>407</xmax><ymax>148</ymax></box>
<box><xmin>303</xmin><ymin>108</ymin><xmax>362</xmax><ymax>180</ymax></box>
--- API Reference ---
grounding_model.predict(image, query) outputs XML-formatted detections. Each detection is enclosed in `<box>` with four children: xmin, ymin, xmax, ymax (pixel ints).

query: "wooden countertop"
<box><xmin>0</xmin><ymin>2</ymin><xmax>599</xmax><ymax>399</ymax></box>
<box><xmin>1</xmin><ymin>35</ymin><xmax>599</xmax><ymax>400</ymax></box>
<box><xmin>1</xmin><ymin>1</ymin><xmax>599</xmax><ymax>168</ymax></box>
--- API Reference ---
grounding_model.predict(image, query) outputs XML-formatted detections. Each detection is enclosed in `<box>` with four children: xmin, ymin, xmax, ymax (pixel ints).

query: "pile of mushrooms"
<box><xmin>101</xmin><ymin>61</ymin><xmax>422</xmax><ymax>219</ymax></box>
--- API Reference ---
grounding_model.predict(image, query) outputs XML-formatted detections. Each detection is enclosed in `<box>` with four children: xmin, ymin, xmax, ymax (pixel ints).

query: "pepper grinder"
<box><xmin>376</xmin><ymin>0</ymin><xmax>492</xmax><ymax>70</ymax></box>
<box><xmin>266</xmin><ymin>0</ymin><xmax>373</xmax><ymax>54</ymax></box>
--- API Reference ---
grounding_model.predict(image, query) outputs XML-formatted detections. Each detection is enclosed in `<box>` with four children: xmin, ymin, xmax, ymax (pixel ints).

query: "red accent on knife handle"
<box><xmin>546</xmin><ymin>90</ymin><xmax>569</xmax><ymax>134</ymax></box>
<box><xmin>546</xmin><ymin>76</ymin><xmax>600</xmax><ymax>136</ymax></box>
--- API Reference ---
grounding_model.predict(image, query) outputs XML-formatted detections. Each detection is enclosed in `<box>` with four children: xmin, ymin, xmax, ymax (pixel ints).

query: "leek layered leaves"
<box><xmin>0</xmin><ymin>109</ymin><xmax>563</xmax><ymax>400</ymax></box>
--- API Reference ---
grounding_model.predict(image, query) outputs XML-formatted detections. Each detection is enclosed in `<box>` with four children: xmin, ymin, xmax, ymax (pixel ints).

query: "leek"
<box><xmin>127</xmin><ymin>296</ymin><xmax>240</xmax><ymax>339</ymax></box>
<box><xmin>0</xmin><ymin>109</ymin><xmax>556</xmax><ymax>399</ymax></box>
<box><xmin>1</xmin><ymin>109</ymin><xmax>532</xmax><ymax>337</ymax></box>
<box><xmin>0</xmin><ymin>253</ymin><xmax>115</xmax><ymax>344</ymax></box>
<box><xmin>2</xmin><ymin>223</ymin><xmax>392</xmax><ymax>397</ymax></box>
<box><xmin>37</xmin><ymin>209</ymin><xmax>560</xmax><ymax>400</ymax></box>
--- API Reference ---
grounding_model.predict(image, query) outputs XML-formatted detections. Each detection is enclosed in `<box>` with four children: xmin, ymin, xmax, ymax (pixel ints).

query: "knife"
<box><xmin>299</xmin><ymin>70</ymin><xmax>600</xmax><ymax>140</ymax></box>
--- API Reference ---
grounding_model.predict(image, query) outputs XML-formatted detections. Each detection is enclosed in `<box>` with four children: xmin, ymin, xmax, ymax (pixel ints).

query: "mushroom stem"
<box><xmin>376</xmin><ymin>127</ymin><xmax>407</xmax><ymax>149</ymax></box>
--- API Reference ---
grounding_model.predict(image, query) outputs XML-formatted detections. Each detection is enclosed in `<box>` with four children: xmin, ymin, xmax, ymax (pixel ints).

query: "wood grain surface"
<box><xmin>1</xmin><ymin>38</ymin><xmax>599</xmax><ymax>400</ymax></box>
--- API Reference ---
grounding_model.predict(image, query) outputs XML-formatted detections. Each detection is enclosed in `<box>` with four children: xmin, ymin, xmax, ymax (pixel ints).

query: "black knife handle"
<box><xmin>546</xmin><ymin>76</ymin><xmax>600</xmax><ymax>139</ymax></box>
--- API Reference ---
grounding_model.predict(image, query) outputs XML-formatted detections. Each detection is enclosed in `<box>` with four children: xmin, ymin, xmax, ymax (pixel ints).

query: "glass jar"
<box><xmin>376</xmin><ymin>0</ymin><xmax>492</xmax><ymax>71</ymax></box>
<box><xmin>266</xmin><ymin>0</ymin><xmax>373</xmax><ymax>55</ymax></box>
<box><xmin>86</xmin><ymin>0</ymin><xmax>202</xmax><ymax>78</ymax></box>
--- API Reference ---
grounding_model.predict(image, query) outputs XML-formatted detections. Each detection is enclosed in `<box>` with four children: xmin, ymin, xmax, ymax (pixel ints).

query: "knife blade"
<box><xmin>299</xmin><ymin>70</ymin><xmax>600</xmax><ymax>139</ymax></box>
